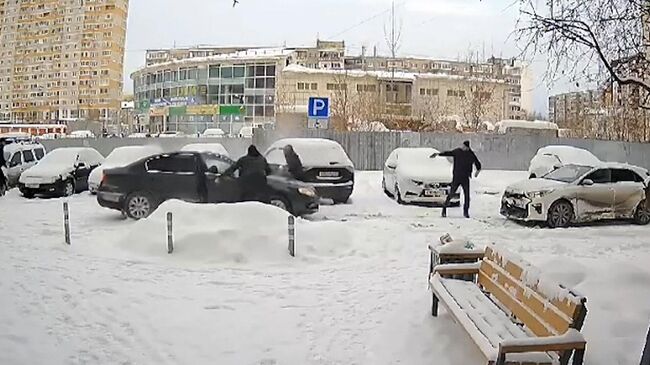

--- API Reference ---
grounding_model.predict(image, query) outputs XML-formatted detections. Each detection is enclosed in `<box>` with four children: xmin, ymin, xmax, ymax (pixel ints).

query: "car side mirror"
<box><xmin>582</xmin><ymin>179</ymin><xmax>594</xmax><ymax>186</ymax></box>
<box><xmin>76</xmin><ymin>162</ymin><xmax>86</xmax><ymax>169</ymax></box>
<box><xmin>207</xmin><ymin>166</ymin><xmax>219</xmax><ymax>174</ymax></box>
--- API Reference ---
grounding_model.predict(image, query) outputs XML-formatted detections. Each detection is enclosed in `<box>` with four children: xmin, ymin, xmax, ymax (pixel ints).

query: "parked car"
<box><xmin>528</xmin><ymin>145</ymin><xmax>600</xmax><ymax>178</ymax></box>
<box><xmin>382</xmin><ymin>147</ymin><xmax>459</xmax><ymax>205</ymax></box>
<box><xmin>88</xmin><ymin>145</ymin><xmax>163</xmax><ymax>194</ymax></box>
<box><xmin>181</xmin><ymin>143</ymin><xmax>230</xmax><ymax>157</ymax></box>
<box><xmin>97</xmin><ymin>151</ymin><xmax>319</xmax><ymax>219</ymax></box>
<box><xmin>264</xmin><ymin>138</ymin><xmax>355</xmax><ymax>203</ymax></box>
<box><xmin>0</xmin><ymin>132</ymin><xmax>31</xmax><ymax>144</ymax></box>
<box><xmin>68</xmin><ymin>130</ymin><xmax>95</xmax><ymax>139</ymax></box>
<box><xmin>157</xmin><ymin>131</ymin><xmax>185</xmax><ymax>138</ymax></box>
<box><xmin>2</xmin><ymin>142</ymin><xmax>47</xmax><ymax>187</ymax></box>
<box><xmin>201</xmin><ymin>128</ymin><xmax>226</xmax><ymax>138</ymax></box>
<box><xmin>501</xmin><ymin>163</ymin><xmax>650</xmax><ymax>228</ymax></box>
<box><xmin>18</xmin><ymin>147</ymin><xmax>104</xmax><ymax>198</ymax></box>
<box><xmin>238</xmin><ymin>126</ymin><xmax>254</xmax><ymax>139</ymax></box>
<box><xmin>127</xmin><ymin>133</ymin><xmax>151</xmax><ymax>138</ymax></box>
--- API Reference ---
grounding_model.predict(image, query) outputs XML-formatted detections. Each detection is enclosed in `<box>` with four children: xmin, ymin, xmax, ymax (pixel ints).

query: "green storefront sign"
<box><xmin>220</xmin><ymin>105</ymin><xmax>246</xmax><ymax>116</ymax></box>
<box><xmin>169</xmin><ymin>106</ymin><xmax>187</xmax><ymax>117</ymax></box>
<box><xmin>137</xmin><ymin>100</ymin><xmax>150</xmax><ymax>112</ymax></box>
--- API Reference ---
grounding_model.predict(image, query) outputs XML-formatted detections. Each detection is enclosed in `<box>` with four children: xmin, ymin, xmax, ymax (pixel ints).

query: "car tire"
<box><xmin>269</xmin><ymin>195</ymin><xmax>292</xmax><ymax>214</ymax></box>
<box><xmin>547</xmin><ymin>200</ymin><xmax>574</xmax><ymax>228</ymax></box>
<box><xmin>633</xmin><ymin>200</ymin><xmax>650</xmax><ymax>225</ymax></box>
<box><xmin>21</xmin><ymin>189</ymin><xmax>35</xmax><ymax>199</ymax></box>
<box><xmin>63</xmin><ymin>179</ymin><xmax>75</xmax><ymax>197</ymax></box>
<box><xmin>395</xmin><ymin>185</ymin><xmax>405</xmax><ymax>205</ymax></box>
<box><xmin>333</xmin><ymin>195</ymin><xmax>351</xmax><ymax>204</ymax></box>
<box><xmin>124</xmin><ymin>192</ymin><xmax>156</xmax><ymax>220</ymax></box>
<box><xmin>382</xmin><ymin>178</ymin><xmax>391</xmax><ymax>197</ymax></box>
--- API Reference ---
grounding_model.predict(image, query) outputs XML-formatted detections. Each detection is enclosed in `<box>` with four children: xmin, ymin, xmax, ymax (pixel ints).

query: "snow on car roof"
<box><xmin>536</xmin><ymin>145</ymin><xmax>601</xmax><ymax>166</ymax></box>
<box><xmin>266</xmin><ymin>138</ymin><xmax>353</xmax><ymax>167</ymax></box>
<box><xmin>181</xmin><ymin>143</ymin><xmax>230</xmax><ymax>157</ymax></box>
<box><xmin>496</xmin><ymin>120</ymin><xmax>558</xmax><ymax>134</ymax></box>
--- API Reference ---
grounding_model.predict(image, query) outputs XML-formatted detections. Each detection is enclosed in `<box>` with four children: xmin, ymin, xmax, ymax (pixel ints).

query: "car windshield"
<box><xmin>399</xmin><ymin>149</ymin><xmax>445</xmax><ymax>168</ymax></box>
<box><xmin>543</xmin><ymin>165</ymin><xmax>592</xmax><ymax>183</ymax></box>
<box><xmin>38</xmin><ymin>149</ymin><xmax>79</xmax><ymax>166</ymax></box>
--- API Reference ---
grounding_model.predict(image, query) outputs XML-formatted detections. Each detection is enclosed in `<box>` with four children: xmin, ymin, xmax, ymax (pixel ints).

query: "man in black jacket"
<box><xmin>432</xmin><ymin>140</ymin><xmax>482</xmax><ymax>218</ymax></box>
<box><xmin>224</xmin><ymin>145</ymin><xmax>272</xmax><ymax>203</ymax></box>
<box><xmin>283</xmin><ymin>144</ymin><xmax>304</xmax><ymax>180</ymax></box>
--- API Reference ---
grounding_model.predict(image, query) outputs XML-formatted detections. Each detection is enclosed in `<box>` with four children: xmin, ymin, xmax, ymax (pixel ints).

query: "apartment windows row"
<box><xmin>419</xmin><ymin>88</ymin><xmax>438</xmax><ymax>96</ymax></box>
<box><xmin>297</xmin><ymin>82</ymin><xmax>317</xmax><ymax>91</ymax></box>
<box><xmin>447</xmin><ymin>89</ymin><xmax>466</xmax><ymax>98</ymax></box>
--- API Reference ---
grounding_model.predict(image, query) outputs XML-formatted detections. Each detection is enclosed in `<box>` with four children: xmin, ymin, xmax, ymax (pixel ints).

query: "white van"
<box><xmin>2</xmin><ymin>142</ymin><xmax>47</xmax><ymax>187</ymax></box>
<box><xmin>238</xmin><ymin>126</ymin><xmax>254</xmax><ymax>138</ymax></box>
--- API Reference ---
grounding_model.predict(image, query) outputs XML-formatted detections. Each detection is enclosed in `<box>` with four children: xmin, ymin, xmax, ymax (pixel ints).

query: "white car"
<box><xmin>238</xmin><ymin>126</ymin><xmax>254</xmax><ymax>139</ymax></box>
<box><xmin>68</xmin><ymin>130</ymin><xmax>95</xmax><ymax>139</ymax></box>
<box><xmin>528</xmin><ymin>145</ymin><xmax>600</xmax><ymax>178</ymax></box>
<box><xmin>201</xmin><ymin>128</ymin><xmax>226</xmax><ymax>138</ymax></box>
<box><xmin>2</xmin><ymin>142</ymin><xmax>47</xmax><ymax>187</ymax></box>
<box><xmin>158</xmin><ymin>131</ymin><xmax>185</xmax><ymax>138</ymax></box>
<box><xmin>181</xmin><ymin>143</ymin><xmax>230</xmax><ymax>157</ymax></box>
<box><xmin>19</xmin><ymin>147</ymin><xmax>104</xmax><ymax>198</ymax></box>
<box><xmin>88</xmin><ymin>145</ymin><xmax>163</xmax><ymax>194</ymax></box>
<box><xmin>264</xmin><ymin>138</ymin><xmax>354</xmax><ymax>203</ymax></box>
<box><xmin>127</xmin><ymin>133</ymin><xmax>150</xmax><ymax>138</ymax></box>
<box><xmin>382</xmin><ymin>147</ymin><xmax>459</xmax><ymax>205</ymax></box>
<box><xmin>501</xmin><ymin>163</ymin><xmax>650</xmax><ymax>228</ymax></box>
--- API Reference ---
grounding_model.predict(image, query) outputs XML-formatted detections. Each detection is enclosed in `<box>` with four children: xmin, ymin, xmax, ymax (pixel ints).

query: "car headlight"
<box><xmin>528</xmin><ymin>190</ymin><xmax>551</xmax><ymax>199</ymax></box>
<box><xmin>298</xmin><ymin>187</ymin><xmax>317</xmax><ymax>197</ymax></box>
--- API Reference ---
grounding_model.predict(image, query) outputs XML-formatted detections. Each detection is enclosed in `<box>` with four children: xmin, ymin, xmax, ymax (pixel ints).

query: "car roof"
<box><xmin>3</xmin><ymin>142</ymin><xmax>44</xmax><ymax>153</ymax></box>
<box><xmin>270</xmin><ymin>138</ymin><xmax>342</xmax><ymax>148</ymax></box>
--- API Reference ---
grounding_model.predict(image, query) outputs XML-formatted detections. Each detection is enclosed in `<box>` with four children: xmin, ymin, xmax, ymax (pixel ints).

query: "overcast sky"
<box><xmin>124</xmin><ymin>0</ymin><xmax>580</xmax><ymax>115</ymax></box>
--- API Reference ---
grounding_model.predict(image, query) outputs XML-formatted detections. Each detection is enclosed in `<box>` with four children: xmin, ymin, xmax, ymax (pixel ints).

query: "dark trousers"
<box><xmin>443</xmin><ymin>178</ymin><xmax>470</xmax><ymax>214</ymax></box>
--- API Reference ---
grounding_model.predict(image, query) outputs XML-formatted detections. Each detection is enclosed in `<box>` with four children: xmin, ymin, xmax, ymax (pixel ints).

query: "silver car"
<box><xmin>501</xmin><ymin>163</ymin><xmax>650</xmax><ymax>228</ymax></box>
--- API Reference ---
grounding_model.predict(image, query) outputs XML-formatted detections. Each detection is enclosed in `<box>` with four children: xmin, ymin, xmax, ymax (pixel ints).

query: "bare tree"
<box><xmin>459</xmin><ymin>81</ymin><xmax>498</xmax><ymax>131</ymax></box>
<box><xmin>518</xmin><ymin>0</ymin><xmax>650</xmax><ymax>106</ymax></box>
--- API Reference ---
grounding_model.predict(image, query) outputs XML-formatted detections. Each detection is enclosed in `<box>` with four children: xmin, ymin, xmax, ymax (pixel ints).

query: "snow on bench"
<box><xmin>429</xmin><ymin>245</ymin><xmax>588</xmax><ymax>365</ymax></box>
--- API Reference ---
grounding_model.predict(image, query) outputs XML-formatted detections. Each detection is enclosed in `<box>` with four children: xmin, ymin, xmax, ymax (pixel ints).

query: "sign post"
<box><xmin>63</xmin><ymin>201</ymin><xmax>71</xmax><ymax>245</ymax></box>
<box><xmin>288</xmin><ymin>216</ymin><xmax>295</xmax><ymax>257</ymax></box>
<box><xmin>307</xmin><ymin>97</ymin><xmax>330</xmax><ymax>130</ymax></box>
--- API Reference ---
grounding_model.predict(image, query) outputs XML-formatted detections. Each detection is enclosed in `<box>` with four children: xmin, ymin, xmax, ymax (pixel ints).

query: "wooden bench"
<box><xmin>429</xmin><ymin>245</ymin><xmax>588</xmax><ymax>365</ymax></box>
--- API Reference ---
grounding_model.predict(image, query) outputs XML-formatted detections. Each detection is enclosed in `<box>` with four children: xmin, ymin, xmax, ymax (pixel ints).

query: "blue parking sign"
<box><xmin>308</xmin><ymin>97</ymin><xmax>330</xmax><ymax>119</ymax></box>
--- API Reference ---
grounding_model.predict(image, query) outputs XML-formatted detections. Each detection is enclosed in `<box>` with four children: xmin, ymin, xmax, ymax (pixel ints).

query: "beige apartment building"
<box><xmin>0</xmin><ymin>0</ymin><xmax>128</xmax><ymax>123</ymax></box>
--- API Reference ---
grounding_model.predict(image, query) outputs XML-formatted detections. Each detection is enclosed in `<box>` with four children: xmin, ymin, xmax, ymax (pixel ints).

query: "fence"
<box><xmin>254</xmin><ymin>130</ymin><xmax>650</xmax><ymax>171</ymax></box>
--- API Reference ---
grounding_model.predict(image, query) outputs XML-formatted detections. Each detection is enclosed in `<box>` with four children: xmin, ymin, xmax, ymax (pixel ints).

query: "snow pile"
<box><xmin>536</xmin><ymin>145</ymin><xmax>600</xmax><ymax>167</ymax></box>
<box><xmin>119</xmin><ymin>201</ymin><xmax>358</xmax><ymax>266</ymax></box>
<box><xmin>266</xmin><ymin>138</ymin><xmax>353</xmax><ymax>168</ymax></box>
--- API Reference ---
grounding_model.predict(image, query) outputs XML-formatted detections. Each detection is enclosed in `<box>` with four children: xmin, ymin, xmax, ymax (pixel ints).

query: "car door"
<box><xmin>384</xmin><ymin>150</ymin><xmax>398</xmax><ymax>193</ymax></box>
<box><xmin>611</xmin><ymin>168</ymin><xmax>645</xmax><ymax>218</ymax></box>
<box><xmin>6</xmin><ymin>151</ymin><xmax>23</xmax><ymax>183</ymax></box>
<box><xmin>202</xmin><ymin>154</ymin><xmax>241</xmax><ymax>203</ymax></box>
<box><xmin>21</xmin><ymin>149</ymin><xmax>37</xmax><ymax>172</ymax></box>
<box><xmin>145</xmin><ymin>153</ymin><xmax>202</xmax><ymax>202</ymax></box>
<box><xmin>576</xmin><ymin>168</ymin><xmax>615</xmax><ymax>221</ymax></box>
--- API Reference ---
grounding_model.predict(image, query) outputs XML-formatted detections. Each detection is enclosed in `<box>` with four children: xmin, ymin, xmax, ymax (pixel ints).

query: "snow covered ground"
<box><xmin>1</xmin><ymin>170</ymin><xmax>649</xmax><ymax>365</ymax></box>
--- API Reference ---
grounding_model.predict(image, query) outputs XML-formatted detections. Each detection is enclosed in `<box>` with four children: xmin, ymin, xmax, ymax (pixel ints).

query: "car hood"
<box><xmin>506</xmin><ymin>178</ymin><xmax>567</xmax><ymax>193</ymax></box>
<box><xmin>21</xmin><ymin>163</ymin><xmax>73</xmax><ymax>179</ymax></box>
<box><xmin>396</xmin><ymin>165</ymin><xmax>452</xmax><ymax>183</ymax></box>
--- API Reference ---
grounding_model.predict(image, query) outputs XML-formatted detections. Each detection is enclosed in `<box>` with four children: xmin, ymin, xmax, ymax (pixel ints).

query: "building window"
<box><xmin>310</xmin><ymin>83</ymin><xmax>318</xmax><ymax>90</ymax></box>
<box><xmin>327</xmin><ymin>83</ymin><xmax>347</xmax><ymax>91</ymax></box>
<box><xmin>446</xmin><ymin>89</ymin><xmax>465</xmax><ymax>97</ymax></box>
<box><xmin>209</xmin><ymin>65</ymin><xmax>220</xmax><ymax>78</ymax></box>
<box><xmin>298</xmin><ymin>82</ymin><xmax>305</xmax><ymax>90</ymax></box>
<box><xmin>357</xmin><ymin>84</ymin><xmax>377</xmax><ymax>92</ymax></box>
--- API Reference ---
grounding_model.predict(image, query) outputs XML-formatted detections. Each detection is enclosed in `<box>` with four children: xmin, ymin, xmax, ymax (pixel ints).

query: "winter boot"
<box><xmin>441</xmin><ymin>208</ymin><xmax>447</xmax><ymax>218</ymax></box>
<box><xmin>463</xmin><ymin>210</ymin><xmax>470</xmax><ymax>219</ymax></box>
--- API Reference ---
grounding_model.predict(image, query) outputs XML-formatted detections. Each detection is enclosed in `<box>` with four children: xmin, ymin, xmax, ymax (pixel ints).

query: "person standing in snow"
<box><xmin>430</xmin><ymin>140</ymin><xmax>482</xmax><ymax>218</ymax></box>
<box><xmin>224</xmin><ymin>145</ymin><xmax>272</xmax><ymax>203</ymax></box>
<box><xmin>283</xmin><ymin>144</ymin><xmax>304</xmax><ymax>180</ymax></box>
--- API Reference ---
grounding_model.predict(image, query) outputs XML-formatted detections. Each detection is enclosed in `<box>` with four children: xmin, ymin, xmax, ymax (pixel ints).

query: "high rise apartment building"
<box><xmin>0</xmin><ymin>0</ymin><xmax>128</xmax><ymax>123</ymax></box>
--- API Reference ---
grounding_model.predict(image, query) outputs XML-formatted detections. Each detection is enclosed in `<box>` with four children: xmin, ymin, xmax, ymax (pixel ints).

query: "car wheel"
<box><xmin>63</xmin><ymin>180</ymin><xmax>75</xmax><ymax>197</ymax></box>
<box><xmin>547</xmin><ymin>200</ymin><xmax>574</xmax><ymax>228</ymax></box>
<box><xmin>382</xmin><ymin>178</ymin><xmax>389</xmax><ymax>195</ymax></box>
<box><xmin>21</xmin><ymin>189</ymin><xmax>35</xmax><ymax>199</ymax></box>
<box><xmin>395</xmin><ymin>185</ymin><xmax>405</xmax><ymax>205</ymax></box>
<box><xmin>269</xmin><ymin>196</ymin><xmax>291</xmax><ymax>213</ymax></box>
<box><xmin>633</xmin><ymin>200</ymin><xmax>650</xmax><ymax>225</ymax></box>
<box><xmin>125</xmin><ymin>192</ymin><xmax>155</xmax><ymax>220</ymax></box>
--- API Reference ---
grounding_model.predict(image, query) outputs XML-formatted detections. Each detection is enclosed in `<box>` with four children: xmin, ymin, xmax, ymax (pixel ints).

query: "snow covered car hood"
<box><xmin>19</xmin><ymin>163</ymin><xmax>73</xmax><ymax>183</ymax></box>
<box><xmin>397</xmin><ymin>165</ymin><xmax>452</xmax><ymax>183</ymax></box>
<box><xmin>505</xmin><ymin>178</ymin><xmax>567</xmax><ymax>194</ymax></box>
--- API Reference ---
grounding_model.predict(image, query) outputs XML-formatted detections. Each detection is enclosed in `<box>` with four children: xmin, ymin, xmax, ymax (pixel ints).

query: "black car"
<box><xmin>97</xmin><ymin>151</ymin><xmax>319</xmax><ymax>219</ymax></box>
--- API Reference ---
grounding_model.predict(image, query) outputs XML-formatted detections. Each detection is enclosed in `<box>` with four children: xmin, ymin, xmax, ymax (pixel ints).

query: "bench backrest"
<box><xmin>478</xmin><ymin>246</ymin><xmax>586</xmax><ymax>337</ymax></box>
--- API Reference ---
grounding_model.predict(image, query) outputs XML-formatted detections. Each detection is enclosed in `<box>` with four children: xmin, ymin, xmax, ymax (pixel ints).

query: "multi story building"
<box><xmin>548</xmin><ymin>90</ymin><xmax>604</xmax><ymax>129</ymax></box>
<box><xmin>0</xmin><ymin>0</ymin><xmax>128</xmax><ymax>124</ymax></box>
<box><xmin>131</xmin><ymin>39</ymin><xmax>526</xmax><ymax>133</ymax></box>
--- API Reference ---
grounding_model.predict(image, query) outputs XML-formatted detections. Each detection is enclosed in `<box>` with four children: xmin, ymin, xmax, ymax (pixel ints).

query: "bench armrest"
<box><xmin>498</xmin><ymin>329</ymin><xmax>586</xmax><ymax>354</ymax></box>
<box><xmin>433</xmin><ymin>262</ymin><xmax>481</xmax><ymax>276</ymax></box>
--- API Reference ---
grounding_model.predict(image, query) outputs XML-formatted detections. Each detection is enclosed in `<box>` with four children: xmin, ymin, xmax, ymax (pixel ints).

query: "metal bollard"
<box><xmin>288</xmin><ymin>215</ymin><xmax>295</xmax><ymax>257</ymax></box>
<box><xmin>167</xmin><ymin>212</ymin><xmax>174</xmax><ymax>254</ymax></box>
<box><xmin>63</xmin><ymin>201</ymin><xmax>71</xmax><ymax>245</ymax></box>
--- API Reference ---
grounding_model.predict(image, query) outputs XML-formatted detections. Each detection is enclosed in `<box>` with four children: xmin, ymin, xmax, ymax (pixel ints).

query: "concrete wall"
<box><xmin>254</xmin><ymin>130</ymin><xmax>650</xmax><ymax>171</ymax></box>
<box><xmin>39</xmin><ymin>138</ymin><xmax>252</xmax><ymax>159</ymax></box>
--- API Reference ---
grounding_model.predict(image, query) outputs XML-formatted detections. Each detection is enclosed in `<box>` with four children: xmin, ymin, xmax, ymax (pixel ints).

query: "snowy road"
<box><xmin>1</xmin><ymin>171</ymin><xmax>649</xmax><ymax>364</ymax></box>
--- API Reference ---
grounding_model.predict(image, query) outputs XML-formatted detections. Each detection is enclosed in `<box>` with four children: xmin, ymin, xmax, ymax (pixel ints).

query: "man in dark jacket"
<box><xmin>224</xmin><ymin>145</ymin><xmax>272</xmax><ymax>203</ymax></box>
<box><xmin>283</xmin><ymin>144</ymin><xmax>304</xmax><ymax>180</ymax></box>
<box><xmin>432</xmin><ymin>140</ymin><xmax>482</xmax><ymax>218</ymax></box>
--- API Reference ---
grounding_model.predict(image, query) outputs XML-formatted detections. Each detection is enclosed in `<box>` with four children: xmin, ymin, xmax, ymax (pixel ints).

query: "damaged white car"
<box><xmin>501</xmin><ymin>163</ymin><xmax>650</xmax><ymax>228</ymax></box>
<box><xmin>382</xmin><ymin>147</ymin><xmax>459</xmax><ymax>205</ymax></box>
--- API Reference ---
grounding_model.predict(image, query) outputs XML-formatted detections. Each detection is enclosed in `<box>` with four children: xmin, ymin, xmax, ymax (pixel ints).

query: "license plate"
<box><xmin>424</xmin><ymin>189</ymin><xmax>443</xmax><ymax>197</ymax></box>
<box><xmin>319</xmin><ymin>171</ymin><xmax>339</xmax><ymax>177</ymax></box>
<box><xmin>25</xmin><ymin>184</ymin><xmax>39</xmax><ymax>189</ymax></box>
